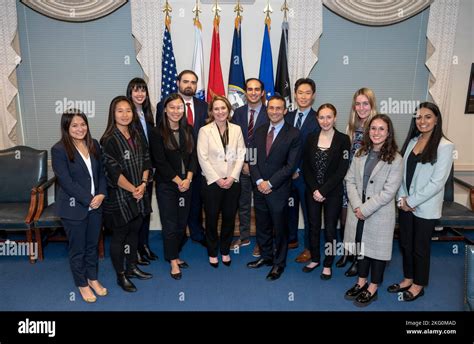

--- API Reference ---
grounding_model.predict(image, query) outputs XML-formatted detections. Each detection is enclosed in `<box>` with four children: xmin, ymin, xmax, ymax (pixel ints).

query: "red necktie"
<box><xmin>186</xmin><ymin>102</ymin><xmax>194</xmax><ymax>127</ymax></box>
<box><xmin>248</xmin><ymin>109</ymin><xmax>255</xmax><ymax>140</ymax></box>
<box><xmin>266</xmin><ymin>126</ymin><xmax>275</xmax><ymax>156</ymax></box>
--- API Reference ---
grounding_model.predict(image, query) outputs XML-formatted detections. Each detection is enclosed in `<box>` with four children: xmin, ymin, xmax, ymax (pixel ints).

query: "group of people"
<box><xmin>51</xmin><ymin>70</ymin><xmax>454</xmax><ymax>307</ymax></box>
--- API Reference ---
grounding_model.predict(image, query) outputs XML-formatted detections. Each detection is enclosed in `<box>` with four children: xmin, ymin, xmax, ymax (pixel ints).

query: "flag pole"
<box><xmin>163</xmin><ymin>0</ymin><xmax>172</xmax><ymax>30</ymax></box>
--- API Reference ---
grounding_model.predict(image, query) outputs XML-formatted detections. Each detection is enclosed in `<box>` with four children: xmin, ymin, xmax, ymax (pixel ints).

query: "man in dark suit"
<box><xmin>285</xmin><ymin>78</ymin><xmax>320</xmax><ymax>263</ymax></box>
<box><xmin>247</xmin><ymin>95</ymin><xmax>301</xmax><ymax>281</ymax></box>
<box><xmin>156</xmin><ymin>70</ymin><xmax>208</xmax><ymax>246</ymax></box>
<box><xmin>230</xmin><ymin>78</ymin><xmax>269</xmax><ymax>253</ymax></box>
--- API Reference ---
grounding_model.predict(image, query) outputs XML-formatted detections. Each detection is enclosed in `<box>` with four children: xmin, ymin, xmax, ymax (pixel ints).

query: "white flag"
<box><xmin>192</xmin><ymin>19</ymin><xmax>206</xmax><ymax>101</ymax></box>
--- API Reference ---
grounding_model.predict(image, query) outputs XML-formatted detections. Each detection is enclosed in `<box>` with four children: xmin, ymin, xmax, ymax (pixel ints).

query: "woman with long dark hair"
<box><xmin>101</xmin><ymin>96</ymin><xmax>153</xmax><ymax>292</ymax></box>
<box><xmin>126</xmin><ymin>77</ymin><xmax>158</xmax><ymax>264</ymax></box>
<box><xmin>51</xmin><ymin>109</ymin><xmax>107</xmax><ymax>302</ymax></box>
<box><xmin>343</xmin><ymin>114</ymin><xmax>403</xmax><ymax>307</ymax></box>
<box><xmin>388</xmin><ymin>102</ymin><xmax>454</xmax><ymax>301</ymax></box>
<box><xmin>149</xmin><ymin>93</ymin><xmax>197</xmax><ymax>280</ymax></box>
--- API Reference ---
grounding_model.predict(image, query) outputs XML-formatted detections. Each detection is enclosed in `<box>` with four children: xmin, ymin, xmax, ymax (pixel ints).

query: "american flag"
<box><xmin>161</xmin><ymin>26</ymin><xmax>178</xmax><ymax>100</ymax></box>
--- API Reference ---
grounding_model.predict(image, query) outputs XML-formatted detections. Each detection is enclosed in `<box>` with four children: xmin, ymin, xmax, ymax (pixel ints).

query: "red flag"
<box><xmin>207</xmin><ymin>17</ymin><xmax>225</xmax><ymax>102</ymax></box>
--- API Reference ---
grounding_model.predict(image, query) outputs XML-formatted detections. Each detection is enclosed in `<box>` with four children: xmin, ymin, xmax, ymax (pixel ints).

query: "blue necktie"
<box><xmin>295</xmin><ymin>112</ymin><xmax>304</xmax><ymax>129</ymax></box>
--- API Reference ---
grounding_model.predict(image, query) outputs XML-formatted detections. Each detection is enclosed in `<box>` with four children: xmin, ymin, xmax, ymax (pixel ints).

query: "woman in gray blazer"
<box><xmin>388</xmin><ymin>102</ymin><xmax>454</xmax><ymax>302</ymax></box>
<box><xmin>343</xmin><ymin>114</ymin><xmax>403</xmax><ymax>307</ymax></box>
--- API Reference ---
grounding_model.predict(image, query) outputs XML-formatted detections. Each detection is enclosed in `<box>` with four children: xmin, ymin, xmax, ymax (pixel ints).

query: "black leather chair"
<box><xmin>434</xmin><ymin>166</ymin><xmax>474</xmax><ymax>244</ymax></box>
<box><xmin>0</xmin><ymin>146</ymin><xmax>47</xmax><ymax>263</ymax></box>
<box><xmin>34</xmin><ymin>176</ymin><xmax>105</xmax><ymax>261</ymax></box>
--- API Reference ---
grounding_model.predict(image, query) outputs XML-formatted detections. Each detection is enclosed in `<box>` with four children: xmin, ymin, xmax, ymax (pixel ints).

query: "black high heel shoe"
<box><xmin>222</xmin><ymin>260</ymin><xmax>231</xmax><ymax>267</ymax></box>
<box><xmin>209</xmin><ymin>262</ymin><xmax>219</xmax><ymax>268</ymax></box>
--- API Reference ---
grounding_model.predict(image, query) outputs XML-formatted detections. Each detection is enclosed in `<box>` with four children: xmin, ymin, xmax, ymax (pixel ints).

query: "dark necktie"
<box><xmin>295</xmin><ymin>112</ymin><xmax>304</xmax><ymax>129</ymax></box>
<box><xmin>266</xmin><ymin>126</ymin><xmax>275</xmax><ymax>156</ymax></box>
<box><xmin>186</xmin><ymin>102</ymin><xmax>194</xmax><ymax>127</ymax></box>
<box><xmin>248</xmin><ymin>109</ymin><xmax>255</xmax><ymax>140</ymax></box>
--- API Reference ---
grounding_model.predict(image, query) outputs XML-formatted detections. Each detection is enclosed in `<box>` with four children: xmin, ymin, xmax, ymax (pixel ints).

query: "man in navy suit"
<box><xmin>230</xmin><ymin>78</ymin><xmax>269</xmax><ymax>253</ymax></box>
<box><xmin>247</xmin><ymin>95</ymin><xmax>301</xmax><ymax>281</ymax></box>
<box><xmin>156</xmin><ymin>70</ymin><xmax>208</xmax><ymax>246</ymax></box>
<box><xmin>285</xmin><ymin>78</ymin><xmax>320</xmax><ymax>263</ymax></box>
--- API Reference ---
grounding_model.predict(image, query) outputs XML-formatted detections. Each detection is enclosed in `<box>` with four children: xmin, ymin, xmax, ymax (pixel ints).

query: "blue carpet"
<box><xmin>0</xmin><ymin>232</ymin><xmax>467</xmax><ymax>311</ymax></box>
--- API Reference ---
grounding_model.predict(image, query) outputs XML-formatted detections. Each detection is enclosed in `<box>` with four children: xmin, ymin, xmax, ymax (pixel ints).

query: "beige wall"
<box><xmin>445</xmin><ymin>0</ymin><xmax>474</xmax><ymax>171</ymax></box>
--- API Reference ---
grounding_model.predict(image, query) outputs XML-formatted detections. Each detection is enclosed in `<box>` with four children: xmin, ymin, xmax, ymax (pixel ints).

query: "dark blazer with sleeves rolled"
<box><xmin>51</xmin><ymin>139</ymin><xmax>107</xmax><ymax>220</ymax></box>
<box><xmin>302</xmin><ymin>129</ymin><xmax>351</xmax><ymax>198</ymax></box>
<box><xmin>156</xmin><ymin>97</ymin><xmax>208</xmax><ymax>138</ymax></box>
<box><xmin>149</xmin><ymin>126</ymin><xmax>198</xmax><ymax>184</ymax></box>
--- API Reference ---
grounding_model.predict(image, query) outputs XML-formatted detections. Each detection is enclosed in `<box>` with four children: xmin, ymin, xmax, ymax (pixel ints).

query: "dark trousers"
<box><xmin>237</xmin><ymin>173</ymin><xmax>252</xmax><ymax>240</ymax></box>
<box><xmin>358</xmin><ymin>256</ymin><xmax>387</xmax><ymax>284</ymax></box>
<box><xmin>157</xmin><ymin>182</ymin><xmax>192</xmax><ymax>261</ymax></box>
<box><xmin>203</xmin><ymin>181</ymin><xmax>241</xmax><ymax>257</ymax></box>
<box><xmin>138</xmin><ymin>181</ymin><xmax>154</xmax><ymax>249</ymax></box>
<box><xmin>254</xmin><ymin>189</ymin><xmax>289</xmax><ymax>268</ymax></box>
<box><xmin>288</xmin><ymin>174</ymin><xmax>310</xmax><ymax>247</ymax></box>
<box><xmin>187</xmin><ymin>173</ymin><xmax>205</xmax><ymax>241</ymax></box>
<box><xmin>62</xmin><ymin>210</ymin><xmax>102</xmax><ymax>287</ymax></box>
<box><xmin>306</xmin><ymin>191</ymin><xmax>342</xmax><ymax>267</ymax></box>
<box><xmin>398</xmin><ymin>209</ymin><xmax>436</xmax><ymax>286</ymax></box>
<box><xmin>110</xmin><ymin>215</ymin><xmax>143</xmax><ymax>274</ymax></box>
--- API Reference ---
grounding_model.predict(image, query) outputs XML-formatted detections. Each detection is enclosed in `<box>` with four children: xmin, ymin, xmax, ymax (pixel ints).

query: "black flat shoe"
<box><xmin>387</xmin><ymin>283</ymin><xmax>412</xmax><ymax>293</ymax></box>
<box><xmin>354</xmin><ymin>289</ymin><xmax>378</xmax><ymax>307</ymax></box>
<box><xmin>125</xmin><ymin>267</ymin><xmax>153</xmax><ymax>280</ymax></box>
<box><xmin>403</xmin><ymin>288</ymin><xmax>424</xmax><ymax>302</ymax></box>
<box><xmin>320</xmin><ymin>271</ymin><xmax>332</xmax><ymax>280</ymax></box>
<box><xmin>302</xmin><ymin>263</ymin><xmax>320</xmax><ymax>273</ymax></box>
<box><xmin>344</xmin><ymin>283</ymin><xmax>368</xmax><ymax>300</ymax></box>
<box><xmin>344</xmin><ymin>260</ymin><xmax>358</xmax><ymax>277</ymax></box>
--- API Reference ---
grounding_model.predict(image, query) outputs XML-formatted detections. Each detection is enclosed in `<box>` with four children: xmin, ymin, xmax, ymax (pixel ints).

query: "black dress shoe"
<box><xmin>137</xmin><ymin>251</ymin><xmax>150</xmax><ymax>266</ymax></box>
<box><xmin>266</xmin><ymin>266</ymin><xmax>284</xmax><ymax>281</ymax></box>
<box><xmin>125</xmin><ymin>266</ymin><xmax>153</xmax><ymax>280</ymax></box>
<box><xmin>178</xmin><ymin>261</ymin><xmax>189</xmax><ymax>269</ymax></box>
<box><xmin>117</xmin><ymin>272</ymin><xmax>137</xmax><ymax>292</ymax></box>
<box><xmin>354</xmin><ymin>289</ymin><xmax>378</xmax><ymax>307</ymax></box>
<box><xmin>142</xmin><ymin>245</ymin><xmax>158</xmax><ymax>261</ymax></box>
<box><xmin>403</xmin><ymin>288</ymin><xmax>424</xmax><ymax>302</ymax></box>
<box><xmin>222</xmin><ymin>259</ymin><xmax>232</xmax><ymax>267</ymax></box>
<box><xmin>209</xmin><ymin>261</ymin><xmax>219</xmax><ymax>268</ymax></box>
<box><xmin>387</xmin><ymin>283</ymin><xmax>412</xmax><ymax>293</ymax></box>
<box><xmin>302</xmin><ymin>263</ymin><xmax>320</xmax><ymax>273</ymax></box>
<box><xmin>170</xmin><ymin>271</ymin><xmax>182</xmax><ymax>280</ymax></box>
<box><xmin>344</xmin><ymin>260</ymin><xmax>358</xmax><ymax>277</ymax></box>
<box><xmin>247</xmin><ymin>258</ymin><xmax>273</xmax><ymax>269</ymax></box>
<box><xmin>344</xmin><ymin>283</ymin><xmax>368</xmax><ymax>300</ymax></box>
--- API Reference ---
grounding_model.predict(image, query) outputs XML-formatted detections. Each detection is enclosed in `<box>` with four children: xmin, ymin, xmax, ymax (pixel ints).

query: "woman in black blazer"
<box><xmin>302</xmin><ymin>103</ymin><xmax>351</xmax><ymax>279</ymax></box>
<box><xmin>126</xmin><ymin>78</ymin><xmax>158</xmax><ymax>265</ymax></box>
<box><xmin>149</xmin><ymin>93</ymin><xmax>197</xmax><ymax>280</ymax></box>
<box><xmin>51</xmin><ymin>109</ymin><xmax>107</xmax><ymax>303</ymax></box>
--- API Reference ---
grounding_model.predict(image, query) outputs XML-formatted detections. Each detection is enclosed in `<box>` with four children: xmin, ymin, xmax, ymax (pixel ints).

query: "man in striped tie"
<box><xmin>230</xmin><ymin>78</ymin><xmax>269</xmax><ymax>255</ymax></box>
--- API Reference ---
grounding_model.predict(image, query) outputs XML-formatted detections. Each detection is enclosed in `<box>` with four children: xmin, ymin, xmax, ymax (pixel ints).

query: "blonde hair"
<box><xmin>206</xmin><ymin>96</ymin><xmax>232</xmax><ymax>124</ymax></box>
<box><xmin>346</xmin><ymin>88</ymin><xmax>377</xmax><ymax>144</ymax></box>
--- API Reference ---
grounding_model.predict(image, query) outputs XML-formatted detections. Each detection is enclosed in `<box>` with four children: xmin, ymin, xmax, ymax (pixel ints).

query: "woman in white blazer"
<box><xmin>388</xmin><ymin>102</ymin><xmax>454</xmax><ymax>302</ymax></box>
<box><xmin>197</xmin><ymin>96</ymin><xmax>245</xmax><ymax>267</ymax></box>
<box><xmin>343</xmin><ymin>114</ymin><xmax>403</xmax><ymax>307</ymax></box>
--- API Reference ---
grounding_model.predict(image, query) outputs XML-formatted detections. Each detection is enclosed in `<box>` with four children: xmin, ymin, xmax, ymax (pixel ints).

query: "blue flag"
<box><xmin>228</xmin><ymin>18</ymin><xmax>246</xmax><ymax>110</ymax></box>
<box><xmin>258</xmin><ymin>22</ymin><xmax>274</xmax><ymax>99</ymax></box>
<box><xmin>161</xmin><ymin>25</ymin><xmax>178</xmax><ymax>100</ymax></box>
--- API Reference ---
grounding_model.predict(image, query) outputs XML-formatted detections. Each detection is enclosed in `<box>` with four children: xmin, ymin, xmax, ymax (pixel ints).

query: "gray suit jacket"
<box><xmin>397</xmin><ymin>137</ymin><xmax>454</xmax><ymax>219</ymax></box>
<box><xmin>344</xmin><ymin>152</ymin><xmax>404</xmax><ymax>261</ymax></box>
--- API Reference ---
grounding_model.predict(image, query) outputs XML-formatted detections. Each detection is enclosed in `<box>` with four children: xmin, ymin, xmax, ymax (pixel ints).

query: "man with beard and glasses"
<box><xmin>156</xmin><ymin>70</ymin><xmax>208</xmax><ymax>247</ymax></box>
